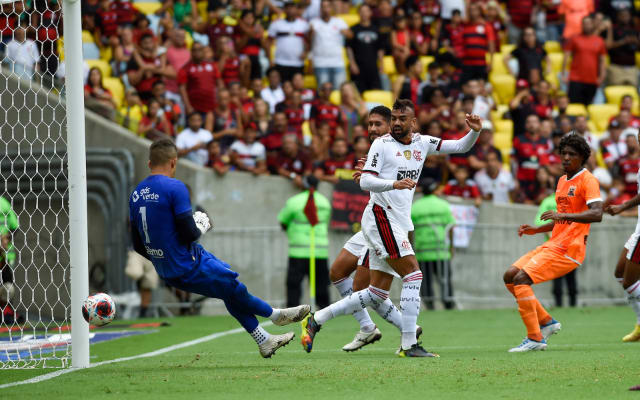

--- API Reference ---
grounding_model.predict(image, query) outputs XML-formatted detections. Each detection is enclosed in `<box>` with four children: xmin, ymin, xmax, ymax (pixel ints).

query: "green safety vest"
<box><xmin>411</xmin><ymin>194</ymin><xmax>456</xmax><ymax>262</ymax></box>
<box><xmin>277</xmin><ymin>191</ymin><xmax>331</xmax><ymax>259</ymax></box>
<box><xmin>0</xmin><ymin>196</ymin><xmax>18</xmax><ymax>266</ymax></box>
<box><xmin>535</xmin><ymin>194</ymin><xmax>557</xmax><ymax>241</ymax></box>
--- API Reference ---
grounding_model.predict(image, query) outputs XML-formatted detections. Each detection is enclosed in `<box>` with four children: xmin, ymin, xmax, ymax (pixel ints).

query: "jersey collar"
<box><xmin>566</xmin><ymin>168</ymin><xmax>586</xmax><ymax>181</ymax></box>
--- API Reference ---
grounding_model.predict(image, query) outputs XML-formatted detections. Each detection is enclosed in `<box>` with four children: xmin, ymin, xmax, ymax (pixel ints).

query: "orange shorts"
<box><xmin>512</xmin><ymin>246</ymin><xmax>579</xmax><ymax>284</ymax></box>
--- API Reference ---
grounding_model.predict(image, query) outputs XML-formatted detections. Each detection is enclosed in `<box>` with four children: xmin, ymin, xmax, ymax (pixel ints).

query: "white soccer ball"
<box><xmin>82</xmin><ymin>293</ymin><xmax>116</xmax><ymax>327</ymax></box>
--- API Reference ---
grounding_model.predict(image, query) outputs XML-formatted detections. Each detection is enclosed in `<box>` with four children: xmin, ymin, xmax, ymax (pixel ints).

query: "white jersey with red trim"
<box><xmin>361</xmin><ymin>132</ymin><xmax>443</xmax><ymax>230</ymax></box>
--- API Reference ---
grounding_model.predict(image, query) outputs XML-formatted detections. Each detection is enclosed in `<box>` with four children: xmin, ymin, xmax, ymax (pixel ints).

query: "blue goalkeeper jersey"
<box><xmin>129</xmin><ymin>174</ymin><xmax>197</xmax><ymax>278</ymax></box>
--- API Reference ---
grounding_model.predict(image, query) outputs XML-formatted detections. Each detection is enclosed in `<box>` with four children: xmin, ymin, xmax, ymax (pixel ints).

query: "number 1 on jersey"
<box><xmin>139</xmin><ymin>206</ymin><xmax>150</xmax><ymax>243</ymax></box>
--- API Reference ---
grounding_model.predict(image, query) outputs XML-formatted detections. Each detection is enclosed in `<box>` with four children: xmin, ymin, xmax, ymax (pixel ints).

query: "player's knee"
<box><xmin>512</xmin><ymin>270</ymin><xmax>533</xmax><ymax>286</ymax></box>
<box><xmin>503</xmin><ymin>267</ymin><xmax>518</xmax><ymax>284</ymax></box>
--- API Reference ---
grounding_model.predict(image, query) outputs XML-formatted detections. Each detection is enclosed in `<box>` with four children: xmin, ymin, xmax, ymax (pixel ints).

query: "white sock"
<box><xmin>400</xmin><ymin>271</ymin><xmax>423</xmax><ymax>350</ymax></box>
<box><xmin>625</xmin><ymin>281</ymin><xmax>640</xmax><ymax>324</ymax></box>
<box><xmin>315</xmin><ymin>286</ymin><xmax>388</xmax><ymax>326</ymax></box>
<box><xmin>372</xmin><ymin>298</ymin><xmax>403</xmax><ymax>332</ymax></box>
<box><xmin>268</xmin><ymin>308</ymin><xmax>281</xmax><ymax>322</ymax></box>
<box><xmin>250</xmin><ymin>326</ymin><xmax>270</xmax><ymax>345</ymax></box>
<box><xmin>333</xmin><ymin>277</ymin><xmax>376</xmax><ymax>332</ymax></box>
<box><xmin>626</xmin><ymin>281</ymin><xmax>640</xmax><ymax>298</ymax></box>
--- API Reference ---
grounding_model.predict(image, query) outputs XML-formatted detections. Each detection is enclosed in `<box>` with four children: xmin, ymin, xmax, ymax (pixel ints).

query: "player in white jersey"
<box><xmin>301</xmin><ymin>99</ymin><xmax>483</xmax><ymax>357</ymax></box>
<box><xmin>328</xmin><ymin>106</ymin><xmax>421</xmax><ymax>352</ymax></box>
<box><xmin>605</xmin><ymin>141</ymin><xmax>640</xmax><ymax>342</ymax></box>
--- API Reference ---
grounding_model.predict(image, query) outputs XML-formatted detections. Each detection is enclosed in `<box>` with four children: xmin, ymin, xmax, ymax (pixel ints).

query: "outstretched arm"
<box><xmin>606</xmin><ymin>194</ymin><xmax>640</xmax><ymax>216</ymax></box>
<box><xmin>541</xmin><ymin>201</ymin><xmax>604</xmax><ymax>224</ymax></box>
<box><xmin>437</xmin><ymin>114</ymin><xmax>482</xmax><ymax>154</ymax></box>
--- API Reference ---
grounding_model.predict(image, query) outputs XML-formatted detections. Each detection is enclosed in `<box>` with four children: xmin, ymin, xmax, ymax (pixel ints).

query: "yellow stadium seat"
<box><xmin>489</xmin><ymin>53</ymin><xmax>508</xmax><ymax>75</ymax></box>
<box><xmin>494</xmin><ymin>120</ymin><xmax>513</xmax><ymax>135</ymax></box>
<box><xmin>86</xmin><ymin>59</ymin><xmax>112</xmax><ymax>78</ymax></box>
<box><xmin>100</xmin><ymin>46</ymin><xmax>112</xmax><ymax>62</ymax></box>
<box><xmin>605</xmin><ymin>85</ymin><xmax>639</xmax><ymax>105</ymax></box>
<box><xmin>338</xmin><ymin>14</ymin><xmax>359</xmax><ymax>27</ymax></box>
<box><xmin>103</xmin><ymin>77</ymin><xmax>124</xmax><ymax>108</ymax></box>
<box><xmin>491</xmin><ymin>104</ymin><xmax>509</xmax><ymax>121</ymax></box>
<box><xmin>636</xmin><ymin>52</ymin><xmax>640</xmax><ymax>68</ymax></box>
<box><xmin>82</xmin><ymin>30</ymin><xmax>95</xmax><ymax>44</ymax></box>
<box><xmin>490</xmin><ymin>74</ymin><xmax>515</xmax><ymax>105</ymax></box>
<box><xmin>303</xmin><ymin>74</ymin><xmax>317</xmax><ymax>89</ymax></box>
<box><xmin>363</xmin><ymin>90</ymin><xmax>393</xmax><ymax>108</ymax></box>
<box><xmin>493</xmin><ymin>132</ymin><xmax>512</xmax><ymax>150</ymax></box>
<box><xmin>382</xmin><ymin>55</ymin><xmax>396</xmax><ymax>76</ymax></box>
<box><xmin>58</xmin><ymin>37</ymin><xmax>64</xmax><ymax>61</ymax></box>
<box><xmin>566</xmin><ymin>103</ymin><xmax>588</xmax><ymax>116</ymax></box>
<box><xmin>329</xmin><ymin>90</ymin><xmax>341</xmax><ymax>105</ymax></box>
<box><xmin>547</xmin><ymin>52</ymin><xmax>564</xmax><ymax>74</ymax></box>
<box><xmin>500</xmin><ymin>148</ymin><xmax>511</xmax><ymax>167</ymax></box>
<box><xmin>500</xmin><ymin>44</ymin><xmax>516</xmax><ymax>55</ymax></box>
<box><xmin>135</xmin><ymin>2</ymin><xmax>162</xmax><ymax>15</ymax></box>
<box><xmin>302</xmin><ymin>120</ymin><xmax>311</xmax><ymax>139</ymax></box>
<box><xmin>588</xmin><ymin>104</ymin><xmax>620</xmax><ymax>132</ymax></box>
<box><xmin>197</xmin><ymin>1</ymin><xmax>208</xmax><ymax>23</ymax></box>
<box><xmin>544</xmin><ymin>41</ymin><xmax>562</xmax><ymax>53</ymax></box>
<box><xmin>185</xmin><ymin>30</ymin><xmax>194</xmax><ymax>49</ymax></box>
<box><xmin>587</xmin><ymin>120</ymin><xmax>598</xmax><ymax>135</ymax></box>
<box><xmin>419</xmin><ymin>56</ymin><xmax>434</xmax><ymax>78</ymax></box>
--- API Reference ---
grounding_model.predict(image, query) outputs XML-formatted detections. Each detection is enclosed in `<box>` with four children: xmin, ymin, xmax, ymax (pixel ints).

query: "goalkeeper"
<box><xmin>129</xmin><ymin>139</ymin><xmax>310</xmax><ymax>358</ymax></box>
<box><xmin>0</xmin><ymin>196</ymin><xmax>18</xmax><ymax>324</ymax></box>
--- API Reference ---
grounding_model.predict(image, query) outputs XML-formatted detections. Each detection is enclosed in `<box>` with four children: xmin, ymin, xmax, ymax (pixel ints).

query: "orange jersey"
<box><xmin>544</xmin><ymin>169</ymin><xmax>602</xmax><ymax>263</ymax></box>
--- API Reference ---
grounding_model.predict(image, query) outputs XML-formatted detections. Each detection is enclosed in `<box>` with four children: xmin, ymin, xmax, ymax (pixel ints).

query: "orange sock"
<box><xmin>505</xmin><ymin>283</ymin><xmax>515</xmax><ymax>297</ymax></box>
<box><xmin>514</xmin><ymin>285</ymin><xmax>543</xmax><ymax>341</ymax></box>
<box><xmin>535</xmin><ymin>299</ymin><xmax>552</xmax><ymax>326</ymax></box>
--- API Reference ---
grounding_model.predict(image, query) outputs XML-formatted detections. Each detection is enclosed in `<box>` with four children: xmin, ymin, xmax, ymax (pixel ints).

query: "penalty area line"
<box><xmin>0</xmin><ymin>321</ymin><xmax>272</xmax><ymax>390</ymax></box>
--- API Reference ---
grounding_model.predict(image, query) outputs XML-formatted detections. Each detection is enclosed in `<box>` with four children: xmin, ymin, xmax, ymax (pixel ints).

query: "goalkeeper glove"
<box><xmin>193</xmin><ymin>211</ymin><xmax>212</xmax><ymax>235</ymax></box>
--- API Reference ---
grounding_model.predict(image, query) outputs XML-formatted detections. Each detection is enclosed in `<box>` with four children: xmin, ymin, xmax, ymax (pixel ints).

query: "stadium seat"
<box><xmin>103</xmin><ymin>77</ymin><xmax>125</xmax><ymax>108</ymax></box>
<box><xmin>493</xmin><ymin>132</ymin><xmax>512</xmax><ymax>150</ymax></box>
<box><xmin>490</xmin><ymin>74</ymin><xmax>515</xmax><ymax>105</ymax></box>
<box><xmin>588</xmin><ymin>120</ymin><xmax>598</xmax><ymax>135</ymax></box>
<box><xmin>338</xmin><ymin>14</ymin><xmax>359</xmax><ymax>27</ymax></box>
<box><xmin>135</xmin><ymin>2</ymin><xmax>162</xmax><ymax>15</ymax></box>
<box><xmin>500</xmin><ymin>44</ymin><xmax>516</xmax><ymax>55</ymax></box>
<box><xmin>382</xmin><ymin>56</ymin><xmax>396</xmax><ymax>76</ymax></box>
<box><xmin>82</xmin><ymin>30</ymin><xmax>95</xmax><ymax>44</ymax></box>
<box><xmin>494</xmin><ymin>120</ymin><xmax>513</xmax><ymax>135</ymax></box>
<box><xmin>58</xmin><ymin>37</ymin><xmax>64</xmax><ymax>61</ymax></box>
<box><xmin>185</xmin><ymin>30</ymin><xmax>194</xmax><ymax>49</ymax></box>
<box><xmin>547</xmin><ymin>53</ymin><xmax>564</xmax><ymax>74</ymax></box>
<box><xmin>302</xmin><ymin>120</ymin><xmax>311</xmax><ymax>139</ymax></box>
<box><xmin>565</xmin><ymin>103</ymin><xmax>588</xmax><ymax>116</ymax></box>
<box><xmin>419</xmin><ymin>56</ymin><xmax>434</xmax><ymax>78</ymax></box>
<box><xmin>588</xmin><ymin>104</ymin><xmax>620</xmax><ymax>132</ymax></box>
<box><xmin>329</xmin><ymin>90</ymin><xmax>341</xmax><ymax>105</ymax></box>
<box><xmin>605</xmin><ymin>85</ymin><xmax>639</xmax><ymax>105</ymax></box>
<box><xmin>362</xmin><ymin>90</ymin><xmax>393</xmax><ymax>108</ymax></box>
<box><xmin>491</xmin><ymin>104</ymin><xmax>509</xmax><ymax>121</ymax></box>
<box><xmin>197</xmin><ymin>1</ymin><xmax>208</xmax><ymax>23</ymax></box>
<box><xmin>489</xmin><ymin>53</ymin><xmax>508</xmax><ymax>75</ymax></box>
<box><xmin>100</xmin><ymin>46</ymin><xmax>112</xmax><ymax>62</ymax></box>
<box><xmin>500</xmin><ymin>148</ymin><xmax>511</xmax><ymax>167</ymax></box>
<box><xmin>544</xmin><ymin>41</ymin><xmax>562</xmax><ymax>53</ymax></box>
<box><xmin>86</xmin><ymin>59</ymin><xmax>112</xmax><ymax>78</ymax></box>
<box><xmin>303</xmin><ymin>74</ymin><xmax>317</xmax><ymax>89</ymax></box>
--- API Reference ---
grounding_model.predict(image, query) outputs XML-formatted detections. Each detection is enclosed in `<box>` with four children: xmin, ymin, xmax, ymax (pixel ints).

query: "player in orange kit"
<box><xmin>503</xmin><ymin>134</ymin><xmax>603</xmax><ymax>352</ymax></box>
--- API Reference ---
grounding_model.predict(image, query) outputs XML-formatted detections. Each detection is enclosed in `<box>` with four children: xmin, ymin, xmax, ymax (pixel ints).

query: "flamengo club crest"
<box><xmin>403</xmin><ymin>150</ymin><xmax>411</xmax><ymax>160</ymax></box>
<box><xmin>413</xmin><ymin>150</ymin><xmax>422</xmax><ymax>161</ymax></box>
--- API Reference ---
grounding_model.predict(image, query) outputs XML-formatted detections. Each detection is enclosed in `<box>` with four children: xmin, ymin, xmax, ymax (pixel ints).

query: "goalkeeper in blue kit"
<box><xmin>129</xmin><ymin>139</ymin><xmax>310</xmax><ymax>358</ymax></box>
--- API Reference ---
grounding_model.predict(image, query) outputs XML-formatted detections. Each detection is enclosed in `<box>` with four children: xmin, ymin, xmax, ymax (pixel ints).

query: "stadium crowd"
<box><xmin>1</xmin><ymin>0</ymin><xmax>640</xmax><ymax>206</ymax></box>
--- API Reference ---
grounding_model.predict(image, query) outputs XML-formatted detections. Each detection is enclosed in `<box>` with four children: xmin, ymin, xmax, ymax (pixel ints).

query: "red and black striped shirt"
<box><xmin>462</xmin><ymin>22</ymin><xmax>494</xmax><ymax>67</ymax></box>
<box><xmin>310</xmin><ymin>102</ymin><xmax>343</xmax><ymax>137</ymax></box>
<box><xmin>507</xmin><ymin>0</ymin><xmax>536</xmax><ymax>29</ymax></box>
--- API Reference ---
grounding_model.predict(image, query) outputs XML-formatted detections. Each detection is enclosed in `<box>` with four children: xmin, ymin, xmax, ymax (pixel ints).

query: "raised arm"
<box><xmin>437</xmin><ymin>114</ymin><xmax>482</xmax><ymax>154</ymax></box>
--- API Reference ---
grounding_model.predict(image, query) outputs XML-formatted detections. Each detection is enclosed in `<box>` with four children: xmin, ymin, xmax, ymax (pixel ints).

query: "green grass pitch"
<box><xmin>2</xmin><ymin>306</ymin><xmax>640</xmax><ymax>399</ymax></box>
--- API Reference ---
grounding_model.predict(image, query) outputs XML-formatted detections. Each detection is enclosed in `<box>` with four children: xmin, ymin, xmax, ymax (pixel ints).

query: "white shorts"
<box><xmin>361</xmin><ymin>203</ymin><xmax>414</xmax><ymax>278</ymax></box>
<box><xmin>125</xmin><ymin>250</ymin><xmax>160</xmax><ymax>290</ymax></box>
<box><xmin>625</xmin><ymin>232</ymin><xmax>640</xmax><ymax>262</ymax></box>
<box><xmin>343</xmin><ymin>231</ymin><xmax>370</xmax><ymax>268</ymax></box>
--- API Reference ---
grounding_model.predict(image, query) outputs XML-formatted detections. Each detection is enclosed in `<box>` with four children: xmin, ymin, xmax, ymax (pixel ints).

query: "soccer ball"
<box><xmin>82</xmin><ymin>293</ymin><xmax>116</xmax><ymax>326</ymax></box>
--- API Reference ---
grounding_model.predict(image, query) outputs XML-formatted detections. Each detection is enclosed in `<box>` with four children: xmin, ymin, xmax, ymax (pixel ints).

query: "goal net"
<box><xmin>0</xmin><ymin>0</ymin><xmax>73</xmax><ymax>368</ymax></box>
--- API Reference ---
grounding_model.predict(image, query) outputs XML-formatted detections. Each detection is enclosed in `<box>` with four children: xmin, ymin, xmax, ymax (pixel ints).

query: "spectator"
<box><xmin>309</xmin><ymin>0</ymin><xmax>351</xmax><ymax>88</ymax></box>
<box><xmin>617</xmin><ymin>132</ymin><xmax>640</xmax><ymax>199</ymax></box>
<box><xmin>339</xmin><ymin>82</ymin><xmax>368</xmax><ymax>138</ymax></box>
<box><xmin>391</xmin><ymin>14</ymin><xmax>411</xmax><ymax>74</ymax></box>
<box><xmin>203</xmin><ymin>5</ymin><xmax>235</xmax><ymax>46</ymax></box>
<box><xmin>352</xmin><ymin>135</ymin><xmax>370</xmax><ymax>161</ymax></box>
<box><xmin>121</xmin><ymin>88</ymin><xmax>145</xmax><ymax>132</ymax></box>
<box><xmin>531</xmin><ymin>166</ymin><xmax>555</xmax><ymax>205</ymax></box>
<box><xmin>253</xmin><ymin>98</ymin><xmax>273</xmax><ymax>139</ymax></box>
<box><xmin>276</xmin><ymin>134</ymin><xmax>312</xmax><ymax>188</ymax></box>
<box><xmin>543</xmin><ymin>130</ymin><xmax>565</xmax><ymax>178</ymax></box>
<box><xmin>460</xmin><ymin>3</ymin><xmax>495</xmax><ymax>83</ymax></box>
<box><xmin>314</xmin><ymin>137</ymin><xmax>354</xmax><ymax>184</ymax></box>
<box><xmin>419</xmin><ymin>62</ymin><xmax>447</xmax><ymax>100</ymax></box>
<box><xmin>84</xmin><ymin>67</ymin><xmax>117</xmax><ymax>120</ymax></box>
<box><xmin>311</xmin><ymin>121</ymin><xmax>332</xmax><ymax>161</ymax></box>
<box><xmin>267</xmin><ymin>1</ymin><xmax>309</xmax><ymax>82</ymax></box>
<box><xmin>512</xmin><ymin>114</ymin><xmax>550</xmax><ymax>202</ymax></box>
<box><xmin>4</xmin><ymin>26</ymin><xmax>38</xmax><ymax>80</ymax></box>
<box><xmin>411</xmin><ymin>178</ymin><xmax>456</xmax><ymax>310</ymax></box>
<box><xmin>505</xmin><ymin>0</ymin><xmax>535</xmax><ymax>43</ymax></box>
<box><xmin>562</xmin><ymin>16</ymin><xmax>607</xmax><ymax>106</ymax></box>
<box><xmin>418</xmin><ymin>87</ymin><xmax>452</xmax><ymax>132</ymax></box>
<box><xmin>95</xmin><ymin>0</ymin><xmax>119</xmax><ymax>46</ymax></box>
<box><xmin>470</xmin><ymin>80</ymin><xmax>494</xmax><ymax>122</ymax></box>
<box><xmin>441</xmin><ymin>9</ymin><xmax>464</xmax><ymax>59</ymax></box>
<box><xmin>392</xmin><ymin>55</ymin><xmax>423</xmax><ymax>106</ymax></box>
<box><xmin>408</xmin><ymin>10</ymin><xmax>431</xmax><ymax>56</ymax></box>
<box><xmin>372</xmin><ymin>0</ymin><xmax>393</xmax><ymax>55</ymax></box>
<box><xmin>444</xmin><ymin>111</ymin><xmax>471</xmax><ymax>171</ymax></box>
<box><xmin>230</xmin><ymin>125</ymin><xmax>268</xmax><ymax>175</ymax></box>
<box><xmin>235</xmin><ymin>10</ymin><xmax>264</xmax><ymax>81</ymax></box>
<box><xmin>443</xmin><ymin>166</ymin><xmax>482</xmax><ymax>206</ymax></box>
<box><xmin>573</xmin><ymin>115</ymin><xmax>598</xmax><ymax>151</ymax></box>
<box><xmin>346</xmin><ymin>4</ymin><xmax>383</xmax><ymax>93</ymax></box>
<box><xmin>615</xmin><ymin>96</ymin><xmax>640</xmax><ymax>128</ymax></box>
<box><xmin>276</xmin><ymin>89</ymin><xmax>305</xmax><ymax>137</ymax></box>
<box><xmin>600</xmin><ymin>119</ymin><xmax>627</xmax><ymax>170</ymax></box>
<box><xmin>531</xmin><ymin>80</ymin><xmax>554</xmax><ymax>121</ymax></box>
<box><xmin>605</xmin><ymin>9</ymin><xmax>638</xmax><ymax>87</ymax></box>
<box><xmin>263</xmin><ymin>111</ymin><xmax>295</xmax><ymax>167</ymax></box>
<box><xmin>159</xmin><ymin>0</ymin><xmax>198</xmax><ymax>29</ymax></box>
<box><xmin>509</xmin><ymin>78</ymin><xmax>536</xmax><ymax>137</ymax></box>
<box><xmin>278</xmin><ymin>175</ymin><xmax>331</xmax><ymax>308</ymax></box>
<box><xmin>176</xmin><ymin>112</ymin><xmax>213</xmax><ymax>166</ymax></box>
<box><xmin>212</xmin><ymin>88</ymin><xmax>243</xmax><ymax>152</ymax></box>
<box><xmin>111</xmin><ymin>26</ymin><xmax>136</xmax><ymax>78</ymax></box>
<box><xmin>261</xmin><ymin>67</ymin><xmax>285</xmax><ymax>114</ymax></box>
<box><xmin>504</xmin><ymin>26</ymin><xmax>551</xmax><ymax>85</ymax></box>
<box><xmin>541</xmin><ymin>0</ymin><xmax>563</xmax><ymax>42</ymax></box>
<box><xmin>216</xmin><ymin>35</ymin><xmax>250</xmax><ymax>88</ymax></box>
<box><xmin>292</xmin><ymin>72</ymin><xmax>315</xmax><ymax>108</ymax></box>
<box><xmin>205</xmin><ymin>140</ymin><xmax>231</xmax><ymax>176</ymax></box>
<box><xmin>163</xmin><ymin>28</ymin><xmax>191</xmax><ymax>98</ymax></box>
<box><xmin>150</xmin><ymin>80</ymin><xmax>181</xmax><ymax>129</ymax></box>
<box><xmin>178</xmin><ymin>42</ymin><xmax>222</xmax><ymax>133</ymax></box>
<box><xmin>139</xmin><ymin>99</ymin><xmax>173</xmax><ymax>139</ymax></box>
<box><xmin>552</xmin><ymin>91</ymin><xmax>575</xmax><ymax>125</ymax></box>
<box><xmin>475</xmin><ymin>150</ymin><xmax>518</xmax><ymax>204</ymax></box>
<box><xmin>467</xmin><ymin>120</ymin><xmax>501</xmax><ymax>172</ymax></box>
<box><xmin>309</xmin><ymin>81</ymin><xmax>346</xmax><ymax>138</ymax></box>
<box><xmin>440</xmin><ymin>0</ymin><xmax>465</xmax><ymax>21</ymax></box>
<box><xmin>559</xmin><ymin>0</ymin><xmax>594</xmax><ymax>40</ymax></box>
<box><xmin>485</xmin><ymin>1</ymin><xmax>506</xmax><ymax>49</ymax></box>
<box><xmin>127</xmin><ymin>33</ymin><xmax>166</xmax><ymax>102</ymax></box>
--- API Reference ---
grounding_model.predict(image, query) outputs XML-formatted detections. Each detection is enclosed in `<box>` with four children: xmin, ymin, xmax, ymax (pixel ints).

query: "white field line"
<box><xmin>0</xmin><ymin>321</ymin><xmax>272</xmax><ymax>389</ymax></box>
